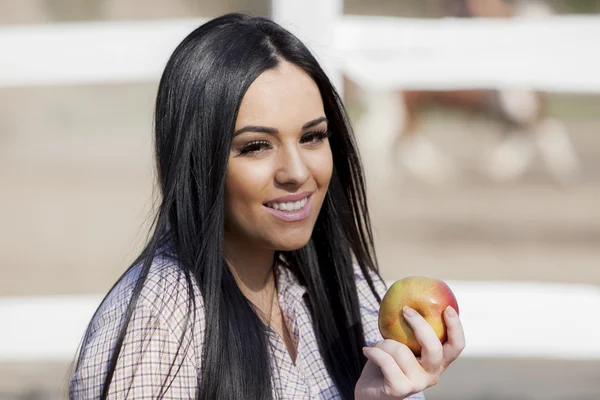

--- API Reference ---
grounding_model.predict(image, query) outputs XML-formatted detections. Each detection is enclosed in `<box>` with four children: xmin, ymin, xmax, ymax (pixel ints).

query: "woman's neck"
<box><xmin>224</xmin><ymin>237</ymin><xmax>277</xmax><ymax>307</ymax></box>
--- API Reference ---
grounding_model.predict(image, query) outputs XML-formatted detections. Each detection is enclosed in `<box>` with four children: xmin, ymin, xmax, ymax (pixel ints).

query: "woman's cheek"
<box><xmin>311</xmin><ymin>146</ymin><xmax>333</xmax><ymax>185</ymax></box>
<box><xmin>226</xmin><ymin>158</ymin><xmax>273</xmax><ymax>205</ymax></box>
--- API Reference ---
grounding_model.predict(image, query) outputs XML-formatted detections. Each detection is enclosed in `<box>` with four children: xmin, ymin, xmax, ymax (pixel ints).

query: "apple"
<box><xmin>378</xmin><ymin>276</ymin><xmax>459</xmax><ymax>356</ymax></box>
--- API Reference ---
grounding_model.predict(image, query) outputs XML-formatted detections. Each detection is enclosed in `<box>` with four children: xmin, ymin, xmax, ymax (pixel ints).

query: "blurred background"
<box><xmin>1</xmin><ymin>0</ymin><xmax>599</xmax><ymax>399</ymax></box>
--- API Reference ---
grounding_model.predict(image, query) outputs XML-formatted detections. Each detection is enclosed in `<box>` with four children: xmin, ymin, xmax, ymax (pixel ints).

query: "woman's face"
<box><xmin>224</xmin><ymin>61</ymin><xmax>333</xmax><ymax>251</ymax></box>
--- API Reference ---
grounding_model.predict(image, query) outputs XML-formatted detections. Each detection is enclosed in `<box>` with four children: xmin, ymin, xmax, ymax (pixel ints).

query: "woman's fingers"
<box><xmin>362</xmin><ymin>346</ymin><xmax>412</xmax><ymax>396</ymax></box>
<box><xmin>442</xmin><ymin>306</ymin><xmax>466</xmax><ymax>366</ymax></box>
<box><xmin>402</xmin><ymin>306</ymin><xmax>444</xmax><ymax>373</ymax></box>
<box><xmin>374</xmin><ymin>339</ymin><xmax>429</xmax><ymax>391</ymax></box>
<box><xmin>360</xmin><ymin>306</ymin><xmax>465</xmax><ymax>397</ymax></box>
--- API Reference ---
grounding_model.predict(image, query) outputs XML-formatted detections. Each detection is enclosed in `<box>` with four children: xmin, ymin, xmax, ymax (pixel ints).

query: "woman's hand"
<box><xmin>355</xmin><ymin>306</ymin><xmax>465</xmax><ymax>399</ymax></box>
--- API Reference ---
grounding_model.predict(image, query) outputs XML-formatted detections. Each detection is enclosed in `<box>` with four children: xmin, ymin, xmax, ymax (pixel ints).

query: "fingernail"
<box><xmin>445</xmin><ymin>306</ymin><xmax>457</xmax><ymax>318</ymax></box>
<box><xmin>362</xmin><ymin>347</ymin><xmax>372</xmax><ymax>355</ymax></box>
<box><xmin>403</xmin><ymin>306</ymin><xmax>417</xmax><ymax>318</ymax></box>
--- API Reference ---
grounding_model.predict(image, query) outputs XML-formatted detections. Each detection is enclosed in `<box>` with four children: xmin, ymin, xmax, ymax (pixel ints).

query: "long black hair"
<box><xmin>72</xmin><ymin>13</ymin><xmax>383</xmax><ymax>400</ymax></box>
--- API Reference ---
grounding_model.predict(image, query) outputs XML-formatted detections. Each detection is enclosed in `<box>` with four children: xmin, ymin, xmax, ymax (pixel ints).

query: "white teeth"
<box><xmin>268</xmin><ymin>197</ymin><xmax>308</xmax><ymax>212</ymax></box>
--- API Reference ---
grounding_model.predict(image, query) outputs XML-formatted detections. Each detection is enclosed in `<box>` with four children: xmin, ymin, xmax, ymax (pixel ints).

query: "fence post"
<box><xmin>271</xmin><ymin>0</ymin><xmax>343</xmax><ymax>94</ymax></box>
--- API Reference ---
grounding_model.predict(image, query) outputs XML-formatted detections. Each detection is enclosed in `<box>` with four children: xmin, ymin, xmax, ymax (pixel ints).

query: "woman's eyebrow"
<box><xmin>233</xmin><ymin>125</ymin><xmax>278</xmax><ymax>136</ymax></box>
<box><xmin>302</xmin><ymin>116</ymin><xmax>328</xmax><ymax>129</ymax></box>
<box><xmin>233</xmin><ymin>116</ymin><xmax>328</xmax><ymax>136</ymax></box>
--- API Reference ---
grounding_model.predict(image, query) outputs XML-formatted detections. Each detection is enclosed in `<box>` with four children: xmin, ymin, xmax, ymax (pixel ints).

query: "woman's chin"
<box><xmin>272</xmin><ymin>241</ymin><xmax>308</xmax><ymax>252</ymax></box>
<box><xmin>269</xmin><ymin>234</ymin><xmax>312</xmax><ymax>252</ymax></box>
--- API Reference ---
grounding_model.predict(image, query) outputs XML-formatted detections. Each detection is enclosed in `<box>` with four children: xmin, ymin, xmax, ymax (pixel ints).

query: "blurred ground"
<box><xmin>1</xmin><ymin>358</ymin><xmax>599</xmax><ymax>400</ymax></box>
<box><xmin>368</xmin><ymin>117</ymin><xmax>600</xmax><ymax>286</ymax></box>
<box><xmin>0</xmin><ymin>83</ymin><xmax>599</xmax><ymax>398</ymax></box>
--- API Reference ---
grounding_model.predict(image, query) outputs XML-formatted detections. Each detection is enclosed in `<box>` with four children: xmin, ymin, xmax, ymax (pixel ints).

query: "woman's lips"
<box><xmin>263</xmin><ymin>195</ymin><xmax>312</xmax><ymax>222</ymax></box>
<box><xmin>265</xmin><ymin>191</ymin><xmax>313</xmax><ymax>204</ymax></box>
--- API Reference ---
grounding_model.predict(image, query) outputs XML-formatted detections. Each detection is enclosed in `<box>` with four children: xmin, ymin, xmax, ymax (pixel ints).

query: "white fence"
<box><xmin>0</xmin><ymin>19</ymin><xmax>208</xmax><ymax>87</ymax></box>
<box><xmin>2</xmin><ymin>281</ymin><xmax>600</xmax><ymax>361</ymax></box>
<box><xmin>1</xmin><ymin>12</ymin><xmax>600</xmax><ymax>91</ymax></box>
<box><xmin>335</xmin><ymin>15</ymin><xmax>600</xmax><ymax>92</ymax></box>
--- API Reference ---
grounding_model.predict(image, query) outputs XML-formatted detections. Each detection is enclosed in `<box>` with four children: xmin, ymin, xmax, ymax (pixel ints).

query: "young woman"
<box><xmin>69</xmin><ymin>13</ymin><xmax>465</xmax><ymax>400</ymax></box>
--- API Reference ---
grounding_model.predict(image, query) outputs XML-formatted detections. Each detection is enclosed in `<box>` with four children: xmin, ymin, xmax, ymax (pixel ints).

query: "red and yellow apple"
<box><xmin>378</xmin><ymin>276</ymin><xmax>459</xmax><ymax>356</ymax></box>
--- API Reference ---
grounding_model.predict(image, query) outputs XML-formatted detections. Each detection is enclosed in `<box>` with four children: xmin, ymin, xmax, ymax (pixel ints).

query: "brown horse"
<box><xmin>347</xmin><ymin>0</ymin><xmax>580</xmax><ymax>186</ymax></box>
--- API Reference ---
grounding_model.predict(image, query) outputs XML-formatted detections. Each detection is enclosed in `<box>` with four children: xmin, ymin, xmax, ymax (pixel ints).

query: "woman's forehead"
<box><xmin>235</xmin><ymin>62</ymin><xmax>325</xmax><ymax>132</ymax></box>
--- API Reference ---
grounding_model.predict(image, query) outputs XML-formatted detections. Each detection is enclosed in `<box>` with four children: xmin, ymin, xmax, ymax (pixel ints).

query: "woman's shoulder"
<box><xmin>137</xmin><ymin>254</ymin><xmax>205</xmax><ymax>335</ymax></box>
<box><xmin>70</xmin><ymin>253</ymin><xmax>203</xmax><ymax>398</ymax></box>
<box><xmin>89</xmin><ymin>252</ymin><xmax>205</xmax><ymax>344</ymax></box>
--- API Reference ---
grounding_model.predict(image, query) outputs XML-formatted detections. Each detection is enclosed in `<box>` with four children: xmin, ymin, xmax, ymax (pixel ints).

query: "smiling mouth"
<box><xmin>265</xmin><ymin>196</ymin><xmax>309</xmax><ymax>212</ymax></box>
<box><xmin>263</xmin><ymin>194</ymin><xmax>313</xmax><ymax>222</ymax></box>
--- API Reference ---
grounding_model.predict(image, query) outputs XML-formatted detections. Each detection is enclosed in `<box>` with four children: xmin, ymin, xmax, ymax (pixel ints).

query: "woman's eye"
<box><xmin>300</xmin><ymin>129</ymin><xmax>331</xmax><ymax>145</ymax></box>
<box><xmin>237</xmin><ymin>140</ymin><xmax>273</xmax><ymax>156</ymax></box>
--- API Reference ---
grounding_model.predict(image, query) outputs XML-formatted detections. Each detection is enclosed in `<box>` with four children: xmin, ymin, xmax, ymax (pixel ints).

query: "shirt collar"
<box><xmin>275</xmin><ymin>262</ymin><xmax>307</xmax><ymax>312</ymax></box>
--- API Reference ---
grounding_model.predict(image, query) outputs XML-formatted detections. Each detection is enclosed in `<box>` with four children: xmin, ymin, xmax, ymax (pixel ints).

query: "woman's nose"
<box><xmin>274</xmin><ymin>146</ymin><xmax>310</xmax><ymax>187</ymax></box>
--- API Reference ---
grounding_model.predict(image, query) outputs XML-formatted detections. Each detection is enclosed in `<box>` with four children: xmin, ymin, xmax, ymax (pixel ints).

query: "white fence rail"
<box><xmin>0</xmin><ymin>19</ymin><xmax>207</xmax><ymax>87</ymax></box>
<box><xmin>1</xmin><ymin>15</ymin><xmax>600</xmax><ymax>91</ymax></box>
<box><xmin>336</xmin><ymin>15</ymin><xmax>600</xmax><ymax>92</ymax></box>
<box><xmin>2</xmin><ymin>281</ymin><xmax>600</xmax><ymax>361</ymax></box>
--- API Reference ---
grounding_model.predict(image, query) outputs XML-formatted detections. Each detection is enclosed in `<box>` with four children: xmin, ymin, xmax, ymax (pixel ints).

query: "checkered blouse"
<box><xmin>69</xmin><ymin>255</ymin><xmax>426</xmax><ymax>399</ymax></box>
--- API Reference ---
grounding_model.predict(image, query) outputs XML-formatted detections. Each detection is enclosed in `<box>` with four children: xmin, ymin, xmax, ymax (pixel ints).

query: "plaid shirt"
<box><xmin>69</xmin><ymin>256</ymin><xmax>425</xmax><ymax>399</ymax></box>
